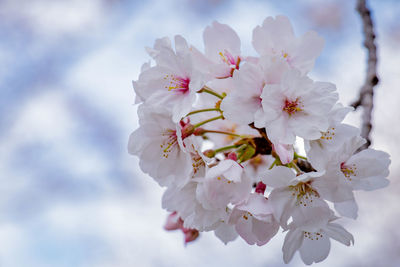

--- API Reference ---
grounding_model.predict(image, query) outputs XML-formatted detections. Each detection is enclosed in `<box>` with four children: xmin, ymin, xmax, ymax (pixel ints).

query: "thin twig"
<box><xmin>350</xmin><ymin>0</ymin><xmax>379</xmax><ymax>150</ymax></box>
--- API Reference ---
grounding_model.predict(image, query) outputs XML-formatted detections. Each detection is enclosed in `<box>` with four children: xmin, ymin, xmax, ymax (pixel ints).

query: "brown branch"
<box><xmin>350</xmin><ymin>0</ymin><xmax>379</xmax><ymax>150</ymax></box>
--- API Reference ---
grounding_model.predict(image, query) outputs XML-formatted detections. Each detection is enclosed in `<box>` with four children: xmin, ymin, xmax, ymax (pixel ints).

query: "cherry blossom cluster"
<box><xmin>128</xmin><ymin>16</ymin><xmax>390</xmax><ymax>265</ymax></box>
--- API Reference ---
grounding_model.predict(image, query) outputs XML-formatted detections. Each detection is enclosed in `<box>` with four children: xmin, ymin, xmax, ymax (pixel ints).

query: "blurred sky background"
<box><xmin>0</xmin><ymin>0</ymin><xmax>400</xmax><ymax>266</ymax></box>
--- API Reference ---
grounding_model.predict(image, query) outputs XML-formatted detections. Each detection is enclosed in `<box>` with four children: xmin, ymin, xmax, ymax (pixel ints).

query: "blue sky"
<box><xmin>0</xmin><ymin>0</ymin><xmax>399</xmax><ymax>266</ymax></box>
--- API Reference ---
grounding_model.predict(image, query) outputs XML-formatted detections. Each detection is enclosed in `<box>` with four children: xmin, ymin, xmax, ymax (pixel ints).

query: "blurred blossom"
<box><xmin>304</xmin><ymin>1</ymin><xmax>345</xmax><ymax>31</ymax></box>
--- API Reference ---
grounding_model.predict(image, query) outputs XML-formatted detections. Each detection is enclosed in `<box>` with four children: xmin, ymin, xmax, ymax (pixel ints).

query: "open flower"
<box><xmin>221</xmin><ymin>57</ymin><xmax>288</xmax><ymax>126</ymax></box>
<box><xmin>133</xmin><ymin>35</ymin><xmax>208</xmax><ymax>122</ymax></box>
<box><xmin>128</xmin><ymin>106</ymin><xmax>193</xmax><ymax>187</ymax></box>
<box><xmin>282</xmin><ymin>207</ymin><xmax>353</xmax><ymax>265</ymax></box>
<box><xmin>229</xmin><ymin>193</ymin><xmax>279</xmax><ymax>246</ymax></box>
<box><xmin>192</xmin><ymin>21</ymin><xmax>242</xmax><ymax>78</ymax></box>
<box><xmin>196</xmin><ymin>159</ymin><xmax>252</xmax><ymax>210</ymax></box>
<box><xmin>252</xmin><ymin>15</ymin><xmax>324</xmax><ymax>75</ymax></box>
<box><xmin>259</xmin><ymin>69</ymin><xmax>338</xmax><ymax>144</ymax></box>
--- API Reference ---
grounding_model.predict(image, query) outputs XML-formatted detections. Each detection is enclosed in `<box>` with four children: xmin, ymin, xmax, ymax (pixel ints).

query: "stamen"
<box><xmin>164</xmin><ymin>74</ymin><xmax>190</xmax><ymax>93</ymax></box>
<box><xmin>341</xmin><ymin>162</ymin><xmax>357</xmax><ymax>181</ymax></box>
<box><xmin>303</xmin><ymin>231</ymin><xmax>323</xmax><ymax>241</ymax></box>
<box><xmin>219</xmin><ymin>49</ymin><xmax>237</xmax><ymax>66</ymax></box>
<box><xmin>289</xmin><ymin>181</ymin><xmax>319</xmax><ymax>207</ymax></box>
<box><xmin>283</xmin><ymin>97</ymin><xmax>303</xmax><ymax>116</ymax></box>
<box><xmin>160</xmin><ymin>129</ymin><xmax>178</xmax><ymax>158</ymax></box>
<box><xmin>320</xmin><ymin>127</ymin><xmax>336</xmax><ymax>140</ymax></box>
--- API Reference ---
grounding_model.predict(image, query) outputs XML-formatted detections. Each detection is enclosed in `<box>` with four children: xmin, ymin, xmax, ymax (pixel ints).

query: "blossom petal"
<box><xmin>324</xmin><ymin>222</ymin><xmax>354</xmax><ymax>246</ymax></box>
<box><xmin>299</xmin><ymin>233</ymin><xmax>331</xmax><ymax>265</ymax></box>
<box><xmin>282</xmin><ymin>228</ymin><xmax>303</xmax><ymax>264</ymax></box>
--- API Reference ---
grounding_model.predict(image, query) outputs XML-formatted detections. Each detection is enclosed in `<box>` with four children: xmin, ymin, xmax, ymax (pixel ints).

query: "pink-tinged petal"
<box><xmin>252</xmin><ymin>16</ymin><xmax>294</xmax><ymax>56</ymax></box>
<box><xmin>334</xmin><ymin>200</ymin><xmax>358</xmax><ymax>219</ymax></box>
<box><xmin>299</xmin><ymin>232</ymin><xmax>331</xmax><ymax>265</ymax></box>
<box><xmin>269</xmin><ymin>187</ymin><xmax>295</xmax><ymax>226</ymax></box>
<box><xmin>266</xmin><ymin>116</ymin><xmax>294</xmax><ymax>145</ymax></box>
<box><xmin>272</xmin><ymin>142</ymin><xmax>294</xmax><ymax>164</ymax></box>
<box><xmin>306</xmin><ymin>124</ymin><xmax>360</xmax><ymax>171</ymax></box>
<box><xmin>174</xmin><ymin>35</ymin><xmax>189</xmax><ymax>57</ymax></box>
<box><xmin>145</xmin><ymin>37</ymin><xmax>171</xmax><ymax>58</ymax></box>
<box><xmin>282</xmin><ymin>228</ymin><xmax>303</xmax><ymax>264</ymax></box>
<box><xmin>259</xmin><ymin>55</ymin><xmax>289</xmax><ymax>84</ymax></box>
<box><xmin>251</xmin><ymin>216</ymin><xmax>280</xmax><ymax>246</ymax></box>
<box><xmin>346</xmin><ymin>149</ymin><xmax>390</xmax><ymax>191</ymax></box>
<box><xmin>214</xmin><ymin>223</ymin><xmax>238</xmax><ymax>245</ymax></box>
<box><xmin>204</xmin><ymin>21</ymin><xmax>241</xmax><ymax>62</ymax></box>
<box><xmin>290</xmin><ymin>31</ymin><xmax>325</xmax><ymax>74</ymax></box>
<box><xmin>221</xmin><ymin>63</ymin><xmax>265</xmax><ymax>125</ymax></box>
<box><xmin>236</xmin><ymin>193</ymin><xmax>273</xmax><ymax>216</ymax></box>
<box><xmin>329</xmin><ymin>103</ymin><xmax>354</xmax><ymax>125</ymax></box>
<box><xmin>324</xmin><ymin>223</ymin><xmax>354</xmax><ymax>246</ymax></box>
<box><xmin>292</xmin><ymin>205</ymin><xmax>332</xmax><ymax>233</ymax></box>
<box><xmin>311</xmin><ymin>170</ymin><xmax>354</xmax><ymax>203</ymax></box>
<box><xmin>206</xmin><ymin>159</ymin><xmax>243</xmax><ymax>183</ymax></box>
<box><xmin>235</xmin><ymin>216</ymin><xmax>258</xmax><ymax>245</ymax></box>
<box><xmin>260</xmin><ymin>166</ymin><xmax>296</xmax><ymax>188</ymax></box>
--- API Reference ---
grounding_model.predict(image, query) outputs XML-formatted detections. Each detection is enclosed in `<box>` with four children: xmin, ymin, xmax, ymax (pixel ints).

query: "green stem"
<box><xmin>201</xmin><ymin>129</ymin><xmax>242</xmax><ymax>138</ymax></box>
<box><xmin>269</xmin><ymin>158</ymin><xmax>279</xmax><ymax>169</ymax></box>
<box><xmin>186</xmin><ymin>108</ymin><xmax>221</xmax><ymax>116</ymax></box>
<box><xmin>193</xmin><ymin>115</ymin><xmax>223</xmax><ymax>128</ymax></box>
<box><xmin>294</xmin><ymin>152</ymin><xmax>307</xmax><ymax>160</ymax></box>
<box><xmin>198</xmin><ymin>86</ymin><xmax>225</xmax><ymax>99</ymax></box>
<box><xmin>214</xmin><ymin>145</ymin><xmax>239</xmax><ymax>154</ymax></box>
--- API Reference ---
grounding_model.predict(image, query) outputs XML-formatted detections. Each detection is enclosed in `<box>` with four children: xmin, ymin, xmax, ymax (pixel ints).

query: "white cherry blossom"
<box><xmin>252</xmin><ymin>15</ymin><xmax>324</xmax><ymax>75</ymax></box>
<box><xmin>261</xmin><ymin>166</ymin><xmax>328</xmax><ymax>227</ymax></box>
<box><xmin>196</xmin><ymin>159</ymin><xmax>252</xmax><ymax>210</ymax></box>
<box><xmin>221</xmin><ymin>57</ymin><xmax>288</xmax><ymax>126</ymax></box>
<box><xmin>305</xmin><ymin>103</ymin><xmax>359</xmax><ymax>171</ymax></box>
<box><xmin>192</xmin><ymin>21</ymin><xmax>242</xmax><ymax>78</ymax></box>
<box><xmin>229</xmin><ymin>193</ymin><xmax>279</xmax><ymax>246</ymax></box>
<box><xmin>128</xmin><ymin>106</ymin><xmax>193</xmax><ymax>187</ymax></box>
<box><xmin>282</xmin><ymin>207</ymin><xmax>353</xmax><ymax>265</ymax></box>
<box><xmin>129</xmin><ymin>17</ymin><xmax>391</xmax><ymax>264</ymax></box>
<box><xmin>162</xmin><ymin>181</ymin><xmax>230</xmax><ymax>231</ymax></box>
<box><xmin>259</xmin><ymin>69</ymin><xmax>338</xmax><ymax>144</ymax></box>
<box><xmin>133</xmin><ymin>35</ymin><xmax>208</xmax><ymax>122</ymax></box>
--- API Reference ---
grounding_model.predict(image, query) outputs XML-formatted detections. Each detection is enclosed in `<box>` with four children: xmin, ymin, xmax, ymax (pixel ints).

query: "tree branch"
<box><xmin>350</xmin><ymin>0</ymin><xmax>379</xmax><ymax>150</ymax></box>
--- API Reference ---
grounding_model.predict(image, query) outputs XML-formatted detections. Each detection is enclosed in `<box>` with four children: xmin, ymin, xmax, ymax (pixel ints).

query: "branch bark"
<box><xmin>350</xmin><ymin>0</ymin><xmax>379</xmax><ymax>150</ymax></box>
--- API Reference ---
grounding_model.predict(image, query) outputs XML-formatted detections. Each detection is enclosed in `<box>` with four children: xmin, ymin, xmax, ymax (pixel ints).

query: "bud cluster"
<box><xmin>129</xmin><ymin>16</ymin><xmax>390</xmax><ymax>265</ymax></box>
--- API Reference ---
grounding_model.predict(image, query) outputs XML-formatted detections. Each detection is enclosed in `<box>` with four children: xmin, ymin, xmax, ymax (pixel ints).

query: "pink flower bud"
<box><xmin>182</xmin><ymin>228</ymin><xmax>200</xmax><ymax>245</ymax></box>
<box><xmin>272</xmin><ymin>142</ymin><xmax>293</xmax><ymax>164</ymax></box>
<box><xmin>164</xmin><ymin>212</ymin><xmax>183</xmax><ymax>231</ymax></box>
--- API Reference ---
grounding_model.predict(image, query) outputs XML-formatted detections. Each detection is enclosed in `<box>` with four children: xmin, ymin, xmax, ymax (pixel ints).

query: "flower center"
<box><xmin>283</xmin><ymin>97</ymin><xmax>303</xmax><ymax>116</ymax></box>
<box><xmin>320</xmin><ymin>127</ymin><xmax>336</xmax><ymax>141</ymax></box>
<box><xmin>164</xmin><ymin>74</ymin><xmax>190</xmax><ymax>94</ymax></box>
<box><xmin>303</xmin><ymin>231</ymin><xmax>323</xmax><ymax>241</ymax></box>
<box><xmin>219</xmin><ymin>49</ymin><xmax>237</xmax><ymax>66</ymax></box>
<box><xmin>242</xmin><ymin>211</ymin><xmax>253</xmax><ymax>220</ymax></box>
<box><xmin>217</xmin><ymin>176</ymin><xmax>233</xmax><ymax>184</ymax></box>
<box><xmin>160</xmin><ymin>129</ymin><xmax>178</xmax><ymax>159</ymax></box>
<box><xmin>289</xmin><ymin>181</ymin><xmax>319</xmax><ymax>207</ymax></box>
<box><xmin>188</xmin><ymin>144</ymin><xmax>205</xmax><ymax>177</ymax></box>
<box><xmin>219</xmin><ymin>49</ymin><xmax>241</xmax><ymax>77</ymax></box>
<box><xmin>341</xmin><ymin>162</ymin><xmax>357</xmax><ymax>181</ymax></box>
